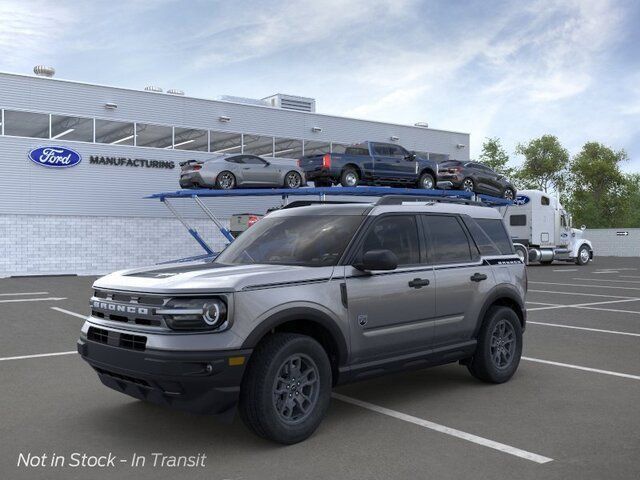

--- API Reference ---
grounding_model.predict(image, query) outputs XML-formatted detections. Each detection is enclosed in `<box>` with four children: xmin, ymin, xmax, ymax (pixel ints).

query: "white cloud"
<box><xmin>0</xmin><ymin>0</ymin><xmax>75</xmax><ymax>69</ymax></box>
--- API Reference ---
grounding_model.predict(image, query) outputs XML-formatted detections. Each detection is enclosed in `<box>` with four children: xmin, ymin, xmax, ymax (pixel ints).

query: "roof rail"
<box><xmin>376</xmin><ymin>194</ymin><xmax>482</xmax><ymax>206</ymax></box>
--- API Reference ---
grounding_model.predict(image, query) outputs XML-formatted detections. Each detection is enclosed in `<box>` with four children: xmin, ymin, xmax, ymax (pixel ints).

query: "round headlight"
<box><xmin>203</xmin><ymin>300</ymin><xmax>227</xmax><ymax>327</ymax></box>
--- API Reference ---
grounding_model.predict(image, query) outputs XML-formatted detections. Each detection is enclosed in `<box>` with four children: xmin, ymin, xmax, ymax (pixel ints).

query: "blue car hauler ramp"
<box><xmin>146</xmin><ymin>186</ymin><xmax>512</xmax><ymax>256</ymax></box>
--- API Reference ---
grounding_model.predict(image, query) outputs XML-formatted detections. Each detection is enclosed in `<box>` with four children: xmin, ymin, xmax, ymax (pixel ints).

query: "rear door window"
<box><xmin>422</xmin><ymin>215</ymin><xmax>473</xmax><ymax>264</ymax></box>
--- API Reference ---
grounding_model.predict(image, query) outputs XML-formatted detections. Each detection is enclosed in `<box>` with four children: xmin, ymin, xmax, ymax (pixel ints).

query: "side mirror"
<box><xmin>581</xmin><ymin>225</ymin><xmax>586</xmax><ymax>231</ymax></box>
<box><xmin>404</xmin><ymin>153</ymin><xmax>416</xmax><ymax>161</ymax></box>
<box><xmin>354</xmin><ymin>249</ymin><xmax>398</xmax><ymax>271</ymax></box>
<box><xmin>264</xmin><ymin>161</ymin><xmax>270</xmax><ymax>166</ymax></box>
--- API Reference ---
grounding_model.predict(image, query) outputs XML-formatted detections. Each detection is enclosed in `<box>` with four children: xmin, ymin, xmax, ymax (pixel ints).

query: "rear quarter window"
<box><xmin>473</xmin><ymin>218</ymin><xmax>514</xmax><ymax>255</ymax></box>
<box><xmin>510</xmin><ymin>215</ymin><xmax>527</xmax><ymax>226</ymax></box>
<box><xmin>345</xmin><ymin>147</ymin><xmax>369</xmax><ymax>156</ymax></box>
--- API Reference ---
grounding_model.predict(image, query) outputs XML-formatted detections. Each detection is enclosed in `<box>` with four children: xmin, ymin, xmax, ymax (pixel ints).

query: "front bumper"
<box><xmin>78</xmin><ymin>336</ymin><xmax>251</xmax><ymax>417</ymax></box>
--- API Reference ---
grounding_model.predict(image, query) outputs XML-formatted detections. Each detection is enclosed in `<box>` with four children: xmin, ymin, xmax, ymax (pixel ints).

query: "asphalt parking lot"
<box><xmin>1</xmin><ymin>257</ymin><xmax>639</xmax><ymax>480</ymax></box>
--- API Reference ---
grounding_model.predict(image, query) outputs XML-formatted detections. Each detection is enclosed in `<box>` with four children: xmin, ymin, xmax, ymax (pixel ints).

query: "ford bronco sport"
<box><xmin>78</xmin><ymin>196</ymin><xmax>526</xmax><ymax>444</ymax></box>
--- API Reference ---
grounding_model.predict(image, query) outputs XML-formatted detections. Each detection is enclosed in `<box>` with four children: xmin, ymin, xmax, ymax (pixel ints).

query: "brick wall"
<box><xmin>584</xmin><ymin>228</ymin><xmax>640</xmax><ymax>257</ymax></box>
<box><xmin>0</xmin><ymin>214</ymin><xmax>230</xmax><ymax>277</ymax></box>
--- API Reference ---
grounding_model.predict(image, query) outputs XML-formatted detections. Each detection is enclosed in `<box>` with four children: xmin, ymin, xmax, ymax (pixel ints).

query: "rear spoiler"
<box><xmin>179</xmin><ymin>159</ymin><xmax>202</xmax><ymax>167</ymax></box>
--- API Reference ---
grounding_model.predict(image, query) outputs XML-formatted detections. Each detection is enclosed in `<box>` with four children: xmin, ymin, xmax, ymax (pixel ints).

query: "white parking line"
<box><xmin>621</xmin><ymin>275</ymin><xmax>640</xmax><ymax>279</ymax></box>
<box><xmin>0</xmin><ymin>297</ymin><xmax>67</xmax><ymax>304</ymax></box>
<box><xmin>526</xmin><ymin>301</ymin><xmax>560</xmax><ymax>306</ymax></box>
<box><xmin>0</xmin><ymin>291</ymin><xmax>49</xmax><ymax>296</ymax></box>
<box><xmin>573</xmin><ymin>277</ymin><xmax>640</xmax><ymax>284</ymax></box>
<box><xmin>528</xmin><ymin>321</ymin><xmax>640</xmax><ymax>337</ymax></box>
<box><xmin>332</xmin><ymin>393</ymin><xmax>553</xmax><ymax>464</ymax></box>
<box><xmin>51</xmin><ymin>307</ymin><xmax>87</xmax><ymax>319</ymax></box>
<box><xmin>527</xmin><ymin>298</ymin><xmax>640</xmax><ymax>312</ymax></box>
<box><xmin>552</xmin><ymin>269</ymin><xmax>577</xmax><ymax>272</ymax></box>
<box><xmin>0</xmin><ymin>351</ymin><xmax>76</xmax><ymax>362</ymax></box>
<box><xmin>522</xmin><ymin>357</ymin><xmax>640</xmax><ymax>381</ymax></box>
<box><xmin>574</xmin><ymin>306</ymin><xmax>640</xmax><ymax>315</ymax></box>
<box><xmin>529</xmin><ymin>281</ymin><xmax>640</xmax><ymax>292</ymax></box>
<box><xmin>529</xmin><ymin>289</ymin><xmax>638</xmax><ymax>299</ymax></box>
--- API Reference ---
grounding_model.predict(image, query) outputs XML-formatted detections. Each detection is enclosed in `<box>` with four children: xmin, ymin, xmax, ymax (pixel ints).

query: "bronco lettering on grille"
<box><xmin>92</xmin><ymin>301</ymin><xmax>149</xmax><ymax>315</ymax></box>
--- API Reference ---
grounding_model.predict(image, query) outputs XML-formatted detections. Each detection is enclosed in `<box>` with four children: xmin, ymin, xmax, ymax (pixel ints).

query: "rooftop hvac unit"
<box><xmin>167</xmin><ymin>89</ymin><xmax>185</xmax><ymax>96</ymax></box>
<box><xmin>144</xmin><ymin>85</ymin><xmax>163</xmax><ymax>93</ymax></box>
<box><xmin>33</xmin><ymin>65</ymin><xmax>55</xmax><ymax>77</ymax></box>
<box><xmin>262</xmin><ymin>94</ymin><xmax>316</xmax><ymax>113</ymax></box>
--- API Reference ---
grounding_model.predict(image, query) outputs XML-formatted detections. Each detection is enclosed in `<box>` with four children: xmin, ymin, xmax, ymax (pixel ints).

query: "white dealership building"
<box><xmin>0</xmin><ymin>68</ymin><xmax>470</xmax><ymax>276</ymax></box>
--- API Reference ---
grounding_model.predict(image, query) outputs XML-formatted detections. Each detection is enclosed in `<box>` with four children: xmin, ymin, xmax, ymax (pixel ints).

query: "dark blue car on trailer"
<box><xmin>298</xmin><ymin>141</ymin><xmax>442</xmax><ymax>189</ymax></box>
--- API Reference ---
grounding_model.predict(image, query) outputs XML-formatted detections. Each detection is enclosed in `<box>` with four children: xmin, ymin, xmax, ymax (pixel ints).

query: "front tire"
<box><xmin>417</xmin><ymin>172</ymin><xmax>435</xmax><ymax>190</ymax></box>
<box><xmin>467</xmin><ymin>306</ymin><xmax>522</xmax><ymax>383</ymax></box>
<box><xmin>503</xmin><ymin>187</ymin><xmax>515</xmax><ymax>200</ymax></box>
<box><xmin>340</xmin><ymin>168</ymin><xmax>359</xmax><ymax>187</ymax></box>
<box><xmin>215</xmin><ymin>171</ymin><xmax>236</xmax><ymax>190</ymax></box>
<box><xmin>576</xmin><ymin>245</ymin><xmax>591</xmax><ymax>265</ymax></box>
<box><xmin>284</xmin><ymin>171</ymin><xmax>303</xmax><ymax>189</ymax></box>
<box><xmin>239</xmin><ymin>333</ymin><xmax>332</xmax><ymax>444</ymax></box>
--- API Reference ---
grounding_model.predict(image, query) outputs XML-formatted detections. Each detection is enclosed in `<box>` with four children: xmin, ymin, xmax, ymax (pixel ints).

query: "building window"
<box><xmin>303</xmin><ymin>140</ymin><xmax>330</xmax><ymax>156</ymax></box>
<box><xmin>4</xmin><ymin>110</ymin><xmax>49</xmax><ymax>138</ymax></box>
<box><xmin>51</xmin><ymin>114</ymin><xmax>93</xmax><ymax>142</ymax></box>
<box><xmin>274</xmin><ymin>138</ymin><xmax>303</xmax><ymax>158</ymax></box>
<box><xmin>95</xmin><ymin>119</ymin><xmax>135</xmax><ymax>145</ymax></box>
<box><xmin>173</xmin><ymin>127</ymin><xmax>208</xmax><ymax>151</ymax></box>
<box><xmin>210</xmin><ymin>131</ymin><xmax>243</xmax><ymax>154</ymax></box>
<box><xmin>135</xmin><ymin>123</ymin><xmax>173</xmax><ymax>148</ymax></box>
<box><xmin>244</xmin><ymin>134</ymin><xmax>274</xmax><ymax>156</ymax></box>
<box><xmin>331</xmin><ymin>143</ymin><xmax>349</xmax><ymax>154</ymax></box>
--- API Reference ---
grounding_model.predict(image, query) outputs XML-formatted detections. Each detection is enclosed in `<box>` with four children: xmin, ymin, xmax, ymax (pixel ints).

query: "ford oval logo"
<box><xmin>514</xmin><ymin>195</ymin><xmax>530</xmax><ymax>206</ymax></box>
<box><xmin>28</xmin><ymin>146</ymin><xmax>82</xmax><ymax>168</ymax></box>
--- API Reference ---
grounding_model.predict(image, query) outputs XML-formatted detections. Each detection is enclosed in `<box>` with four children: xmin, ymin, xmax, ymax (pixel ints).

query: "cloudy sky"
<box><xmin>1</xmin><ymin>0</ymin><xmax>639</xmax><ymax>170</ymax></box>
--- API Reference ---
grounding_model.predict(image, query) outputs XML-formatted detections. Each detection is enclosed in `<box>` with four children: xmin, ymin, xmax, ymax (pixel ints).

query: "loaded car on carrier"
<box><xmin>298</xmin><ymin>141</ymin><xmax>444</xmax><ymax>189</ymax></box>
<box><xmin>78</xmin><ymin>195</ymin><xmax>527</xmax><ymax>444</ymax></box>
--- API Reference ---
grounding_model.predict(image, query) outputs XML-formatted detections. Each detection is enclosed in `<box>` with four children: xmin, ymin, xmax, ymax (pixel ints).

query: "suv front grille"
<box><xmin>90</xmin><ymin>289</ymin><xmax>168</xmax><ymax>329</ymax></box>
<box><xmin>87</xmin><ymin>326</ymin><xmax>147</xmax><ymax>351</ymax></box>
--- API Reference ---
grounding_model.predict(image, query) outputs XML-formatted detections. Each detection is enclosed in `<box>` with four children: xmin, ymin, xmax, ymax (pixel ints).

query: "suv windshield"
<box><xmin>215</xmin><ymin>214</ymin><xmax>364</xmax><ymax>267</ymax></box>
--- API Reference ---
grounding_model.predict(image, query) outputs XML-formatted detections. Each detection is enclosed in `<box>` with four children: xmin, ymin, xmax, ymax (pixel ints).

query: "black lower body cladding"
<box><xmin>77</xmin><ymin>336</ymin><xmax>251</xmax><ymax>418</ymax></box>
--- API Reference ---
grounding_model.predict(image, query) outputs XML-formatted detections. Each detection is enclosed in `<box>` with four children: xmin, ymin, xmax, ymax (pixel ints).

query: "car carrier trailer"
<box><xmin>146</xmin><ymin>186</ymin><xmax>512</xmax><ymax>258</ymax></box>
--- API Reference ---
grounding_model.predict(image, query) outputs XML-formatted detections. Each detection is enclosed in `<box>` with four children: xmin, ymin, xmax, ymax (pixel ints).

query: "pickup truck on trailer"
<box><xmin>298</xmin><ymin>141</ymin><xmax>442</xmax><ymax>190</ymax></box>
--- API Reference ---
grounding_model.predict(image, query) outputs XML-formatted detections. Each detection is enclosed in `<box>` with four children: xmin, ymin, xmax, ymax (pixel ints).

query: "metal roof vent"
<box><xmin>144</xmin><ymin>85</ymin><xmax>163</xmax><ymax>93</ymax></box>
<box><xmin>33</xmin><ymin>65</ymin><xmax>55</xmax><ymax>77</ymax></box>
<box><xmin>167</xmin><ymin>89</ymin><xmax>185</xmax><ymax>96</ymax></box>
<box><xmin>262</xmin><ymin>94</ymin><xmax>316</xmax><ymax>113</ymax></box>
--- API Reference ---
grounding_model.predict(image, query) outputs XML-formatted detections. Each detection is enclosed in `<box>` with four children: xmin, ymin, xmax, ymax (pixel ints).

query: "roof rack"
<box><xmin>146</xmin><ymin>186</ymin><xmax>512</xmax><ymax>256</ymax></box>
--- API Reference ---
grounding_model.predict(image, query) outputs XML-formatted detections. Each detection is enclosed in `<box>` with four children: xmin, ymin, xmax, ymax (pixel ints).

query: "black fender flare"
<box><xmin>473</xmin><ymin>285</ymin><xmax>526</xmax><ymax>337</ymax></box>
<box><xmin>241</xmin><ymin>307</ymin><xmax>349</xmax><ymax>366</ymax></box>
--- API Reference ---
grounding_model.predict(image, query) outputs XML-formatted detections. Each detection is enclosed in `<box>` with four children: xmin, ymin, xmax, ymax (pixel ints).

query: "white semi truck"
<box><xmin>500</xmin><ymin>189</ymin><xmax>593</xmax><ymax>265</ymax></box>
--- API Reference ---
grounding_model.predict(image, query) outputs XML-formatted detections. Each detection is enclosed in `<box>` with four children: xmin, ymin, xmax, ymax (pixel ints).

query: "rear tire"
<box><xmin>340</xmin><ymin>168</ymin><xmax>359</xmax><ymax>187</ymax></box>
<box><xmin>239</xmin><ymin>333</ymin><xmax>332</xmax><ymax>444</ymax></box>
<box><xmin>467</xmin><ymin>306</ymin><xmax>522</xmax><ymax>384</ymax></box>
<box><xmin>462</xmin><ymin>177</ymin><xmax>475</xmax><ymax>192</ymax></box>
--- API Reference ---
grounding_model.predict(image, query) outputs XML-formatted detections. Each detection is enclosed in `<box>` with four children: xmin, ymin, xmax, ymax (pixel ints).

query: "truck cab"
<box><xmin>502</xmin><ymin>190</ymin><xmax>593</xmax><ymax>265</ymax></box>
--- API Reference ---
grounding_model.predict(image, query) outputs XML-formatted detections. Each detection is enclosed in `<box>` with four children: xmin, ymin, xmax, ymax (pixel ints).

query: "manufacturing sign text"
<box><xmin>89</xmin><ymin>156</ymin><xmax>175</xmax><ymax>169</ymax></box>
<box><xmin>28</xmin><ymin>146</ymin><xmax>82</xmax><ymax>168</ymax></box>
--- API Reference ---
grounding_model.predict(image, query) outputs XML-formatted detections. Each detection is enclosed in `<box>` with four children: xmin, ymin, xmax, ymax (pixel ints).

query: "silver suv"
<box><xmin>78</xmin><ymin>196</ymin><xmax>527</xmax><ymax>444</ymax></box>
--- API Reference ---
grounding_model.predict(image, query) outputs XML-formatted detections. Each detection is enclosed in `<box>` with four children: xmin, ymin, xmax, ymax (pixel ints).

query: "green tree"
<box><xmin>478</xmin><ymin>137</ymin><xmax>514</xmax><ymax>177</ymax></box>
<box><xmin>566</xmin><ymin>142</ymin><xmax>629</xmax><ymax>228</ymax></box>
<box><xmin>514</xmin><ymin>135</ymin><xmax>569</xmax><ymax>193</ymax></box>
<box><xmin>623</xmin><ymin>174</ymin><xmax>640</xmax><ymax>228</ymax></box>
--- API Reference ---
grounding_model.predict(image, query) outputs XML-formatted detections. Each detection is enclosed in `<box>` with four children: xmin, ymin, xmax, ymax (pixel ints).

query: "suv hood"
<box><xmin>93</xmin><ymin>260</ymin><xmax>336</xmax><ymax>294</ymax></box>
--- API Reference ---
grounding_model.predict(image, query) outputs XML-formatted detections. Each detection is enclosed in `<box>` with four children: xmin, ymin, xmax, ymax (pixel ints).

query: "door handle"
<box><xmin>470</xmin><ymin>273</ymin><xmax>488</xmax><ymax>282</ymax></box>
<box><xmin>408</xmin><ymin>278</ymin><xmax>430</xmax><ymax>288</ymax></box>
